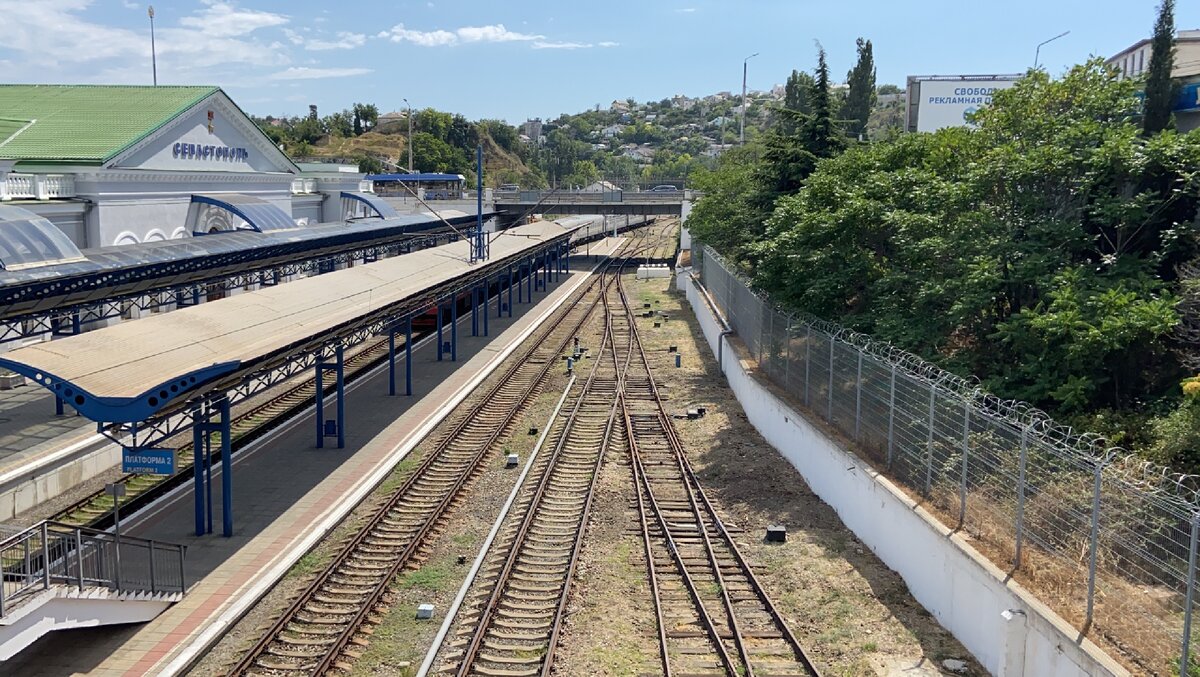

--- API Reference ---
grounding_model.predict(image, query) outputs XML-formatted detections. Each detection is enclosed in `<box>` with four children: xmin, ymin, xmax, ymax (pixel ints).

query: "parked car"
<box><xmin>497</xmin><ymin>183</ymin><xmax>520</xmax><ymax>192</ymax></box>
<box><xmin>648</xmin><ymin>184</ymin><xmax>678</xmax><ymax>192</ymax></box>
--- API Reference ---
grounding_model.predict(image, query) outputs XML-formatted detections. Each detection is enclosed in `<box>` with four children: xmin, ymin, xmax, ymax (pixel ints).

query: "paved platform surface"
<box><xmin>4</xmin><ymin>266</ymin><xmax>592</xmax><ymax>676</ymax></box>
<box><xmin>0</xmin><ymin>386</ymin><xmax>91</xmax><ymax>471</ymax></box>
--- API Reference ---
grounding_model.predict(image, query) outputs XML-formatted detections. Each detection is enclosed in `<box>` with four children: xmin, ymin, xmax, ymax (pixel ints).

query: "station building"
<box><xmin>0</xmin><ymin>85</ymin><xmax>372</xmax><ymax>248</ymax></box>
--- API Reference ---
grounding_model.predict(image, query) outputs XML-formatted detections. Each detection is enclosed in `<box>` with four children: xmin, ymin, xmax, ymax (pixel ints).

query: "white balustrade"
<box><xmin>1</xmin><ymin>173</ymin><xmax>76</xmax><ymax>200</ymax></box>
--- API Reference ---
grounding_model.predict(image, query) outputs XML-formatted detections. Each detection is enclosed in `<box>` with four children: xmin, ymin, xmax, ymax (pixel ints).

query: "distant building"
<box><xmin>522</xmin><ymin>117</ymin><xmax>543</xmax><ymax>141</ymax></box>
<box><xmin>1106</xmin><ymin>29</ymin><xmax>1200</xmax><ymax>131</ymax></box>
<box><xmin>600</xmin><ymin>124</ymin><xmax>623</xmax><ymax>139</ymax></box>
<box><xmin>582</xmin><ymin>180</ymin><xmax>621</xmax><ymax>193</ymax></box>
<box><xmin>0</xmin><ymin>84</ymin><xmax>365</xmax><ymax>249</ymax></box>
<box><xmin>610</xmin><ymin>100</ymin><xmax>630</xmax><ymax>112</ymax></box>
<box><xmin>644</xmin><ymin>113</ymin><xmax>658</xmax><ymax>122</ymax></box>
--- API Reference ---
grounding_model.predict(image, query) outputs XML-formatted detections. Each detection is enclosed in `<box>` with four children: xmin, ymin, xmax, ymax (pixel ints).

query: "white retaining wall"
<box><xmin>680</xmin><ymin>271</ymin><xmax>1128</xmax><ymax>677</ymax></box>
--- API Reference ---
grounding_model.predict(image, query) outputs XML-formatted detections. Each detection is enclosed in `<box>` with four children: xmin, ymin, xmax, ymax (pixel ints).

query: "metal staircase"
<box><xmin>0</xmin><ymin>520</ymin><xmax>187</xmax><ymax>659</ymax></box>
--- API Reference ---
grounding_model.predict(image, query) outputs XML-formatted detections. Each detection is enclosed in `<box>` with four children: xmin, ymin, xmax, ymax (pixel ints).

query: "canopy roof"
<box><xmin>0</xmin><ymin>219</ymin><xmax>575</xmax><ymax>423</ymax></box>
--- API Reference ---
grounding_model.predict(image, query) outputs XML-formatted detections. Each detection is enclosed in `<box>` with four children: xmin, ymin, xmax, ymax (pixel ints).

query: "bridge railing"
<box><xmin>695</xmin><ymin>244</ymin><xmax>1200</xmax><ymax>676</ymax></box>
<box><xmin>493</xmin><ymin>190</ymin><xmax>687</xmax><ymax>204</ymax></box>
<box><xmin>0</xmin><ymin>520</ymin><xmax>186</xmax><ymax>617</ymax></box>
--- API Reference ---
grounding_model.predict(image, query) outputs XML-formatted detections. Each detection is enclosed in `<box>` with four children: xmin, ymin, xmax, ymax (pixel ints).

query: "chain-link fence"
<box><xmin>695</xmin><ymin>246</ymin><xmax>1200</xmax><ymax>676</ymax></box>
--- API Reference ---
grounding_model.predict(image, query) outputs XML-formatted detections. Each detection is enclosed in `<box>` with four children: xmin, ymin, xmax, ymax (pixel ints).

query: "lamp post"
<box><xmin>403</xmin><ymin>98</ymin><xmax>413</xmax><ymax>172</ymax></box>
<box><xmin>148</xmin><ymin>6</ymin><xmax>157</xmax><ymax>86</ymax></box>
<box><xmin>1033</xmin><ymin>30</ymin><xmax>1069</xmax><ymax>70</ymax></box>
<box><xmin>740</xmin><ymin>52</ymin><xmax>759</xmax><ymax>145</ymax></box>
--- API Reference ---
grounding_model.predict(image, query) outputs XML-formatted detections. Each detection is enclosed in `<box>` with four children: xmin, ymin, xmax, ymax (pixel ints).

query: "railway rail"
<box><xmin>431</xmin><ymin>264</ymin><xmax>818</xmax><ymax>677</ymax></box>
<box><xmin>228</xmin><ymin>230</ymin><xmax>657</xmax><ymax>676</ymax></box>
<box><xmin>618</xmin><ymin>272</ymin><xmax>821</xmax><ymax>677</ymax></box>
<box><xmin>440</xmin><ymin>266</ymin><xmax>633</xmax><ymax>677</ymax></box>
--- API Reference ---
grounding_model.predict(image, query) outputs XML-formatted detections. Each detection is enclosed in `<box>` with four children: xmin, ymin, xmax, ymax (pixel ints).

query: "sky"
<box><xmin>1</xmin><ymin>0</ymin><xmax>1197</xmax><ymax>124</ymax></box>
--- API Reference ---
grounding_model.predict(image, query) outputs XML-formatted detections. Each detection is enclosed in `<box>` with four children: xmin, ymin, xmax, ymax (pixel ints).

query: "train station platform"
<box><xmin>4</xmin><ymin>263</ymin><xmax>596</xmax><ymax>676</ymax></box>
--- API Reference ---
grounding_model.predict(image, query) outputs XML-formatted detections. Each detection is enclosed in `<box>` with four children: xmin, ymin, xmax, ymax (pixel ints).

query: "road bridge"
<box><xmin>493</xmin><ymin>190</ymin><xmax>688</xmax><ymax>222</ymax></box>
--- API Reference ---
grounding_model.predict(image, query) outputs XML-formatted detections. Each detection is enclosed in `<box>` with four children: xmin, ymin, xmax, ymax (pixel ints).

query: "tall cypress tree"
<box><xmin>844</xmin><ymin>38</ymin><xmax>877</xmax><ymax>139</ymax></box>
<box><xmin>782</xmin><ymin>69</ymin><xmax>815</xmax><ymax>134</ymax></box>
<box><xmin>1143</xmin><ymin>0</ymin><xmax>1176</xmax><ymax>134</ymax></box>
<box><xmin>804</xmin><ymin>47</ymin><xmax>842</xmax><ymax>159</ymax></box>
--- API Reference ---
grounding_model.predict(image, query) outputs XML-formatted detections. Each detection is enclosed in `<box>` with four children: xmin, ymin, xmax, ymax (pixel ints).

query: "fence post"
<box><xmin>827</xmin><ymin>337</ymin><xmax>835</xmax><ymax>422</ymax></box>
<box><xmin>1183</xmin><ymin>512</ymin><xmax>1200</xmax><ymax>677</ymax></box>
<box><xmin>1014</xmin><ymin>425</ymin><xmax>1031</xmax><ymax>569</ymax></box>
<box><xmin>179</xmin><ymin>546</ymin><xmax>187</xmax><ymax>593</ymax></box>
<box><xmin>886</xmin><ymin>364</ymin><xmax>897</xmax><ymax>468</ymax></box>
<box><xmin>149</xmin><ymin>541</ymin><xmax>157</xmax><ymax>594</ymax></box>
<box><xmin>854</xmin><ymin>352</ymin><xmax>863</xmax><ymax>442</ymax></box>
<box><xmin>1085</xmin><ymin>457</ymin><xmax>1105</xmax><ymax>631</ymax></box>
<box><xmin>804</xmin><ymin>325</ymin><xmax>811</xmax><ymax>406</ymax></box>
<box><xmin>924</xmin><ymin>384</ymin><xmax>936</xmax><ymax>496</ymax></box>
<box><xmin>41</xmin><ymin>522</ymin><xmax>50</xmax><ymax>589</ymax></box>
<box><xmin>76</xmin><ymin>529</ymin><xmax>84</xmax><ymax>589</ymax></box>
<box><xmin>959</xmin><ymin>400</ymin><xmax>970</xmax><ymax>528</ymax></box>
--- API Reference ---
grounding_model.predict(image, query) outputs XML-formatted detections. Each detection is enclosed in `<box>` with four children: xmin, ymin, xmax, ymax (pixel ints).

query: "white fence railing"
<box><xmin>0</xmin><ymin>173</ymin><xmax>76</xmax><ymax>201</ymax></box>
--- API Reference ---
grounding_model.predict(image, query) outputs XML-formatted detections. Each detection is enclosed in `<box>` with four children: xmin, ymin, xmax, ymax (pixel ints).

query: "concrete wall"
<box><xmin>680</xmin><ymin>271</ymin><xmax>1129</xmax><ymax>677</ymax></box>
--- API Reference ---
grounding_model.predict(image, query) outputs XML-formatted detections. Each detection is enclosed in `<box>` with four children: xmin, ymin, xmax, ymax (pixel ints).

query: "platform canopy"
<box><xmin>188</xmin><ymin>194</ymin><xmax>298</xmax><ymax>234</ymax></box>
<box><xmin>0</xmin><ymin>219</ymin><xmax>576</xmax><ymax>423</ymax></box>
<box><xmin>0</xmin><ymin>205</ymin><xmax>86</xmax><ymax>270</ymax></box>
<box><xmin>340</xmin><ymin>191</ymin><xmax>399</xmax><ymax>219</ymax></box>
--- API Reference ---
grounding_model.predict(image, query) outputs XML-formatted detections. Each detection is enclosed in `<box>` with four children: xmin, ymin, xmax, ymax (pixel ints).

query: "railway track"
<box><xmin>429</xmin><ymin>262</ymin><xmax>817</xmax><ymax>677</ymax></box>
<box><xmin>229</xmin><ymin>232</ymin><xmax>656</xmax><ymax>676</ymax></box>
<box><xmin>440</xmin><ymin>270</ymin><xmax>633</xmax><ymax>677</ymax></box>
<box><xmin>618</xmin><ymin>272</ymin><xmax>821</xmax><ymax>677</ymax></box>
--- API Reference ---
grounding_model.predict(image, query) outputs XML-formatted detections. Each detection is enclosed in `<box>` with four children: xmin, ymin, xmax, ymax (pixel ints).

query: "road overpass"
<box><xmin>493</xmin><ymin>190</ymin><xmax>689</xmax><ymax>222</ymax></box>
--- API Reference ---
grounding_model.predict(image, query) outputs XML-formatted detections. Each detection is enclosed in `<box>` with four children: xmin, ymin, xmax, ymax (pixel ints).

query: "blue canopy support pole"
<box><xmin>315</xmin><ymin>353</ymin><xmax>325</xmax><ymax>449</ymax></box>
<box><xmin>471</xmin><ymin>286</ymin><xmax>479</xmax><ymax>337</ymax></box>
<box><xmin>508</xmin><ymin>267</ymin><xmax>514</xmax><ymax>317</ymax></box>
<box><xmin>55</xmin><ymin>396</ymin><xmax>64</xmax><ymax>416</ymax></box>
<box><xmin>498</xmin><ymin>273</ymin><xmax>504</xmax><ymax>318</ymax></box>
<box><xmin>192</xmin><ymin>402</ymin><xmax>205</xmax><ymax>537</ymax></box>
<box><xmin>387</xmin><ymin>327</ymin><xmax>396</xmax><ymax>396</ymax></box>
<box><xmin>517</xmin><ymin>263</ymin><xmax>524</xmax><ymax>304</ymax></box>
<box><xmin>451</xmin><ymin>296</ymin><xmax>458</xmax><ymax>362</ymax></box>
<box><xmin>436</xmin><ymin>303</ymin><xmax>445</xmax><ymax>362</ymax></box>
<box><xmin>527</xmin><ymin>258</ymin><xmax>533</xmax><ymax>299</ymax></box>
<box><xmin>335</xmin><ymin>344</ymin><xmax>345</xmax><ymax>449</ymax></box>
<box><xmin>405</xmin><ymin>316</ymin><xmax>413</xmax><ymax>396</ymax></box>
<box><xmin>219</xmin><ymin>397</ymin><xmax>232</xmax><ymax>537</ymax></box>
<box><xmin>205</xmin><ymin>431</ymin><xmax>213</xmax><ymax>535</ymax></box>
<box><xmin>483</xmin><ymin>277</ymin><xmax>490</xmax><ymax>337</ymax></box>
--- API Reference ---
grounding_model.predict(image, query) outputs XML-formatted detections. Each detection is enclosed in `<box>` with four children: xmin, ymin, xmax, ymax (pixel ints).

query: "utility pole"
<box><xmin>403</xmin><ymin>98</ymin><xmax>413</xmax><ymax>172</ymax></box>
<box><xmin>148</xmin><ymin>6</ymin><xmax>157</xmax><ymax>86</ymax></box>
<box><xmin>740</xmin><ymin>52</ymin><xmax>759</xmax><ymax>145</ymax></box>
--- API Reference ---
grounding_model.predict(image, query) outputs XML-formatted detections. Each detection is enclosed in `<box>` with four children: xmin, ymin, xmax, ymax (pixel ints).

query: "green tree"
<box><xmin>324</xmin><ymin>110</ymin><xmax>353</xmax><ymax>138</ymax></box>
<box><xmin>751</xmin><ymin>60</ymin><xmax>1200</xmax><ymax>415</ymax></box>
<box><xmin>843</xmin><ymin>38</ymin><xmax>877</xmax><ymax>139</ymax></box>
<box><xmin>1143</xmin><ymin>0</ymin><xmax>1176</xmax><ymax>134</ymax></box>
<box><xmin>352</xmin><ymin>103</ymin><xmax>378</xmax><ymax>136</ymax></box>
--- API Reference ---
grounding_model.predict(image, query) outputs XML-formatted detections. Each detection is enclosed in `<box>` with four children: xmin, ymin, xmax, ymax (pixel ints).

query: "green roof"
<box><xmin>0</xmin><ymin>85</ymin><xmax>218</xmax><ymax>165</ymax></box>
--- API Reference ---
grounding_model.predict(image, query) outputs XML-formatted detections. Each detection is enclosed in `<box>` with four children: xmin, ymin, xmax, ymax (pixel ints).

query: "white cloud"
<box><xmin>676</xmin><ymin>7</ymin><xmax>697</xmax><ymax>12</ymax></box>
<box><xmin>282</xmin><ymin>28</ymin><xmax>305</xmax><ymax>45</ymax></box>
<box><xmin>532</xmin><ymin>41</ymin><xmax>592</xmax><ymax>50</ymax></box>
<box><xmin>305</xmin><ymin>31</ymin><xmax>367</xmax><ymax>51</ymax></box>
<box><xmin>179</xmin><ymin>1</ymin><xmax>289</xmax><ymax>38</ymax></box>
<box><xmin>122</xmin><ymin>0</ymin><xmax>138</xmax><ymax>8</ymax></box>
<box><xmin>598</xmin><ymin>41</ymin><xmax>620</xmax><ymax>48</ymax></box>
<box><xmin>378</xmin><ymin>23</ymin><xmax>543</xmax><ymax>47</ymax></box>
<box><xmin>0</xmin><ymin>0</ymin><xmax>291</xmax><ymax>82</ymax></box>
<box><xmin>269</xmin><ymin>66</ymin><xmax>373</xmax><ymax>80</ymax></box>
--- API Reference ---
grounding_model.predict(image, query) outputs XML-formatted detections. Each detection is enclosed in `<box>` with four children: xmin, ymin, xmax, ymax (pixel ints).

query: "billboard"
<box><xmin>907</xmin><ymin>76</ymin><xmax>1021</xmax><ymax>132</ymax></box>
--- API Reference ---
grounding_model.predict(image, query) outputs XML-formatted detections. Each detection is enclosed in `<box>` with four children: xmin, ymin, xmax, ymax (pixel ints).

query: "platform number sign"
<box><xmin>123</xmin><ymin>447</ymin><xmax>176</xmax><ymax>475</ymax></box>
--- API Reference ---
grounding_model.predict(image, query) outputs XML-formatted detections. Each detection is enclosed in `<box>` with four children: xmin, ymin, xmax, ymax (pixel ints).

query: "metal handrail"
<box><xmin>0</xmin><ymin>520</ymin><xmax>186</xmax><ymax>617</ymax></box>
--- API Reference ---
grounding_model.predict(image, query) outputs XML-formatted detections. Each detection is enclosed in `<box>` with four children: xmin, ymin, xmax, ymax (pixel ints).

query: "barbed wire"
<box><xmin>700</xmin><ymin>245</ymin><xmax>1200</xmax><ymax>511</ymax></box>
